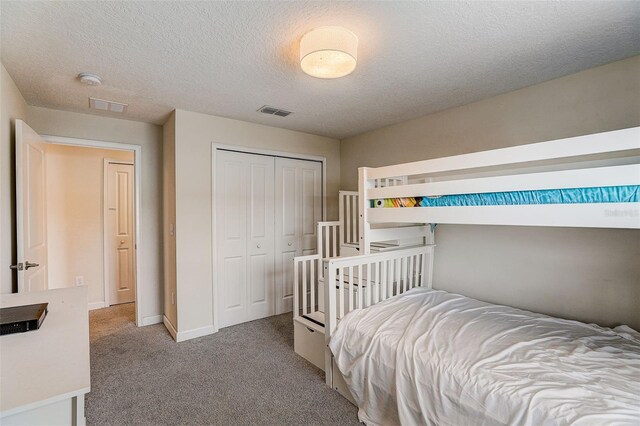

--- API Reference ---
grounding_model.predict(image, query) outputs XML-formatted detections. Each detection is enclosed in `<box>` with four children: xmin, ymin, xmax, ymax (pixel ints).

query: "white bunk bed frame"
<box><xmin>292</xmin><ymin>187</ymin><xmax>424</xmax><ymax>372</ymax></box>
<box><xmin>359</xmin><ymin>127</ymin><xmax>640</xmax><ymax>252</ymax></box>
<box><xmin>321</xmin><ymin>126</ymin><xmax>640</xmax><ymax>401</ymax></box>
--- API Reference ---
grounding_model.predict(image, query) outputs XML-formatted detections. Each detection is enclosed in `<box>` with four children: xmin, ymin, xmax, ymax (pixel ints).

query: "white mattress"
<box><xmin>329</xmin><ymin>288</ymin><xmax>640</xmax><ymax>426</ymax></box>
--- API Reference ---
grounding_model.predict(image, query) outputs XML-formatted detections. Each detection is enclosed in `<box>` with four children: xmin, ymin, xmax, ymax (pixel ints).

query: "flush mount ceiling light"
<box><xmin>78</xmin><ymin>72</ymin><xmax>102</xmax><ymax>86</ymax></box>
<box><xmin>300</xmin><ymin>26</ymin><xmax>358</xmax><ymax>79</ymax></box>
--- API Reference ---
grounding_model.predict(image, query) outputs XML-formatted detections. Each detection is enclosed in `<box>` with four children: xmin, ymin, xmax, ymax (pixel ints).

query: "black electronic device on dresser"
<box><xmin>0</xmin><ymin>303</ymin><xmax>48</xmax><ymax>335</ymax></box>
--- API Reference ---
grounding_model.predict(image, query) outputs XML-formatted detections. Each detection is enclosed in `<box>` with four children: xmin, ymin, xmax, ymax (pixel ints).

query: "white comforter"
<box><xmin>329</xmin><ymin>288</ymin><xmax>640</xmax><ymax>426</ymax></box>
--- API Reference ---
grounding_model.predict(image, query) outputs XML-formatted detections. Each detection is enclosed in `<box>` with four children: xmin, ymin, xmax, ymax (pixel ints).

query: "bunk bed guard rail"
<box><xmin>357</xmin><ymin>127</ymin><xmax>640</xmax><ymax>236</ymax></box>
<box><xmin>324</xmin><ymin>244</ymin><xmax>435</xmax><ymax>337</ymax></box>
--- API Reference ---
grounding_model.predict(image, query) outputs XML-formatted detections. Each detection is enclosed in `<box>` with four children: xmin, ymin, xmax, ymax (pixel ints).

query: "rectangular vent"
<box><xmin>257</xmin><ymin>105</ymin><xmax>292</xmax><ymax>117</ymax></box>
<box><xmin>89</xmin><ymin>97</ymin><xmax>128</xmax><ymax>113</ymax></box>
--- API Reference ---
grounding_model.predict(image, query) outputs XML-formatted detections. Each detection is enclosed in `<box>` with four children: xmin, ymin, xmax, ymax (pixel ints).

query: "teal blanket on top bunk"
<box><xmin>373</xmin><ymin>185</ymin><xmax>640</xmax><ymax>208</ymax></box>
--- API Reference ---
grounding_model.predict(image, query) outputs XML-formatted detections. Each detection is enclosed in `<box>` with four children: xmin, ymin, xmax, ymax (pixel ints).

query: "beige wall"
<box><xmin>27</xmin><ymin>106</ymin><xmax>164</xmax><ymax>324</ymax></box>
<box><xmin>45</xmin><ymin>144</ymin><xmax>133</xmax><ymax>307</ymax></box>
<box><xmin>172</xmin><ymin>109</ymin><xmax>340</xmax><ymax>336</ymax></box>
<box><xmin>0</xmin><ymin>63</ymin><xmax>28</xmax><ymax>293</ymax></box>
<box><xmin>162</xmin><ymin>111</ymin><xmax>177</xmax><ymax>330</ymax></box>
<box><xmin>341</xmin><ymin>56</ymin><xmax>640</xmax><ymax>330</ymax></box>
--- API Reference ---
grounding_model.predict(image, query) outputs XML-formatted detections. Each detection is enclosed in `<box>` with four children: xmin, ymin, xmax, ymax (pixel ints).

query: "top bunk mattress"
<box><xmin>329</xmin><ymin>288</ymin><xmax>640</xmax><ymax>426</ymax></box>
<box><xmin>373</xmin><ymin>185</ymin><xmax>639</xmax><ymax>208</ymax></box>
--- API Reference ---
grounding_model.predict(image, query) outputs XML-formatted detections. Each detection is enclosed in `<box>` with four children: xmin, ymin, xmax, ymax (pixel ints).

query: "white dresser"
<box><xmin>0</xmin><ymin>287</ymin><xmax>90</xmax><ymax>425</ymax></box>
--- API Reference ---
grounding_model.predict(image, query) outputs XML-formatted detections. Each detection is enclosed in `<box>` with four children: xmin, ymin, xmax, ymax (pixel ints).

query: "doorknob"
<box><xmin>288</xmin><ymin>242</ymin><xmax>292</xmax><ymax>246</ymax></box>
<box><xmin>24</xmin><ymin>261</ymin><xmax>39</xmax><ymax>270</ymax></box>
<box><xmin>120</xmin><ymin>240</ymin><xmax>125</xmax><ymax>244</ymax></box>
<box><xmin>257</xmin><ymin>243</ymin><xmax>261</xmax><ymax>249</ymax></box>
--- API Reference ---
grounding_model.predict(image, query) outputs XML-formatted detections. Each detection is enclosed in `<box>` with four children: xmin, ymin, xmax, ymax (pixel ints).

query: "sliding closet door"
<box><xmin>216</xmin><ymin>151</ymin><xmax>275</xmax><ymax>328</ymax></box>
<box><xmin>274</xmin><ymin>158</ymin><xmax>322</xmax><ymax>314</ymax></box>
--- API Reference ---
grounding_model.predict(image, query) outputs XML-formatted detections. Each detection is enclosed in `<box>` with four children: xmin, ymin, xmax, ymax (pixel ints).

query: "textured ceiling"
<box><xmin>2</xmin><ymin>1</ymin><xmax>639</xmax><ymax>139</ymax></box>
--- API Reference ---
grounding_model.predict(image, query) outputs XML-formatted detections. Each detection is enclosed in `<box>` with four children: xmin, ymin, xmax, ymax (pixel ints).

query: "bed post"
<box><xmin>426</xmin><ymin>225</ymin><xmax>436</xmax><ymax>289</ymax></box>
<box><xmin>325</xmin><ymin>260</ymin><xmax>337</xmax><ymax>388</ymax></box>
<box><xmin>338</xmin><ymin>191</ymin><xmax>344</xmax><ymax>248</ymax></box>
<box><xmin>293</xmin><ymin>259</ymin><xmax>299</xmax><ymax>319</ymax></box>
<box><xmin>359</xmin><ymin>167</ymin><xmax>372</xmax><ymax>254</ymax></box>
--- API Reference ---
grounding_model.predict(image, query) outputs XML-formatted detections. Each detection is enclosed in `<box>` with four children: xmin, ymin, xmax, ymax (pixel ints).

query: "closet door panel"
<box><xmin>246</xmin><ymin>157</ymin><xmax>275</xmax><ymax>321</ymax></box>
<box><xmin>275</xmin><ymin>159</ymin><xmax>298</xmax><ymax>314</ymax></box>
<box><xmin>216</xmin><ymin>153</ymin><xmax>248</xmax><ymax>328</ymax></box>
<box><xmin>223</xmin><ymin>256</ymin><xmax>245</xmax><ymax>310</ymax></box>
<box><xmin>275</xmin><ymin>158</ymin><xmax>323</xmax><ymax>314</ymax></box>
<box><xmin>300</xmin><ymin>163</ymin><xmax>322</xmax><ymax>256</ymax></box>
<box><xmin>280</xmin><ymin>166</ymin><xmax>297</xmax><ymax>240</ymax></box>
<box><xmin>248</xmin><ymin>254</ymin><xmax>268</xmax><ymax>309</ymax></box>
<box><xmin>281</xmin><ymin>250</ymin><xmax>296</xmax><ymax>306</ymax></box>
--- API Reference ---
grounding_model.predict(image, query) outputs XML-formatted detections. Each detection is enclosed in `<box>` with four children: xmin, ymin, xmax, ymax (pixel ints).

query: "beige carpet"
<box><xmin>87</xmin><ymin>304</ymin><xmax>360</xmax><ymax>425</ymax></box>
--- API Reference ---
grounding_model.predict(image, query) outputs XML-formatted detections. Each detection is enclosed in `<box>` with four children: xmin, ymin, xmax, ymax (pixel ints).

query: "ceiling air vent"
<box><xmin>89</xmin><ymin>97</ymin><xmax>128</xmax><ymax>113</ymax></box>
<box><xmin>257</xmin><ymin>105</ymin><xmax>292</xmax><ymax>117</ymax></box>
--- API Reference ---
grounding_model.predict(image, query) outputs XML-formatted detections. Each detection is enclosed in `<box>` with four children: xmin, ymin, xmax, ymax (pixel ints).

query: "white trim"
<box><xmin>142</xmin><ymin>314</ymin><xmax>163</xmax><ymax>326</ymax></box>
<box><xmin>163</xmin><ymin>315</ymin><xmax>177</xmax><ymax>340</ymax></box>
<box><xmin>87</xmin><ymin>302</ymin><xmax>105</xmax><ymax>311</ymax></box>
<box><xmin>210</xmin><ymin>143</ymin><xmax>327</xmax><ymax>332</ymax></box>
<box><xmin>212</xmin><ymin>143</ymin><xmax>327</xmax><ymax>163</ymax></box>
<box><xmin>42</xmin><ymin>135</ymin><xmax>145</xmax><ymax>327</ymax></box>
<box><xmin>176</xmin><ymin>324</ymin><xmax>215</xmax><ymax>342</ymax></box>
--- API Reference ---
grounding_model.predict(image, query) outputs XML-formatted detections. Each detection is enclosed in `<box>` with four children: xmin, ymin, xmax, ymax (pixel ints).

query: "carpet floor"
<box><xmin>87</xmin><ymin>304</ymin><xmax>360</xmax><ymax>425</ymax></box>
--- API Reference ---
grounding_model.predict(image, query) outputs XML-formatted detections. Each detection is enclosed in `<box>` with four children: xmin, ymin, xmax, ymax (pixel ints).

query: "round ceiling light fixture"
<box><xmin>78</xmin><ymin>72</ymin><xmax>102</xmax><ymax>86</ymax></box>
<box><xmin>300</xmin><ymin>26</ymin><xmax>358</xmax><ymax>79</ymax></box>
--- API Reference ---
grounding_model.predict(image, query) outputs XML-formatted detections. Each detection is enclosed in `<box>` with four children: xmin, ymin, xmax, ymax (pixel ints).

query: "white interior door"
<box><xmin>275</xmin><ymin>158</ymin><xmax>322</xmax><ymax>314</ymax></box>
<box><xmin>106</xmin><ymin>162</ymin><xmax>136</xmax><ymax>305</ymax></box>
<box><xmin>216</xmin><ymin>151</ymin><xmax>275</xmax><ymax>328</ymax></box>
<box><xmin>15</xmin><ymin>120</ymin><xmax>48</xmax><ymax>292</ymax></box>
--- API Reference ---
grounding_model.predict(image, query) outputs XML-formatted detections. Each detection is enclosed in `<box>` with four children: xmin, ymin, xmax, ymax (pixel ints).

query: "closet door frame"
<box><xmin>211</xmin><ymin>143</ymin><xmax>326</xmax><ymax>332</ymax></box>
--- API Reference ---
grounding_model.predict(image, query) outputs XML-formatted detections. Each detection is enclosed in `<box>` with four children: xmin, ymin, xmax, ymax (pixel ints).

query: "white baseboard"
<box><xmin>162</xmin><ymin>317</ymin><xmax>215</xmax><ymax>342</ymax></box>
<box><xmin>176</xmin><ymin>324</ymin><xmax>215</xmax><ymax>342</ymax></box>
<box><xmin>88</xmin><ymin>302</ymin><xmax>106</xmax><ymax>311</ymax></box>
<box><xmin>142</xmin><ymin>315</ymin><xmax>163</xmax><ymax>326</ymax></box>
<box><xmin>163</xmin><ymin>315</ymin><xmax>177</xmax><ymax>340</ymax></box>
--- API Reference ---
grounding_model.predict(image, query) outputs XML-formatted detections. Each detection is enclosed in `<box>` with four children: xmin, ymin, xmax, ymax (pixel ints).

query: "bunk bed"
<box><xmin>321</xmin><ymin>127</ymin><xmax>640</xmax><ymax>424</ymax></box>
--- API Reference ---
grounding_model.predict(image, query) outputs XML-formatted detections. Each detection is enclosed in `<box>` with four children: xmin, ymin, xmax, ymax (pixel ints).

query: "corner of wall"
<box><xmin>162</xmin><ymin>109</ymin><xmax>178</xmax><ymax>329</ymax></box>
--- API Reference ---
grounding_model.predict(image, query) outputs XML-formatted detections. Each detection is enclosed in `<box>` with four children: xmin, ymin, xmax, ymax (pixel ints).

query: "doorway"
<box><xmin>13</xmin><ymin>121</ymin><xmax>144</xmax><ymax>325</ymax></box>
<box><xmin>43</xmin><ymin>143</ymin><xmax>137</xmax><ymax>319</ymax></box>
<box><xmin>213</xmin><ymin>147</ymin><xmax>324</xmax><ymax>329</ymax></box>
<box><xmin>12</xmin><ymin>120</ymin><xmax>143</xmax><ymax>326</ymax></box>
